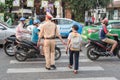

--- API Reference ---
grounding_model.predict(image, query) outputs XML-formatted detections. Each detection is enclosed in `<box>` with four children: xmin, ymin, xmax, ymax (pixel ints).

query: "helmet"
<box><xmin>102</xmin><ymin>18</ymin><xmax>108</xmax><ymax>24</ymax></box>
<box><xmin>46</xmin><ymin>12</ymin><xmax>53</xmax><ymax>19</ymax></box>
<box><xmin>20</xmin><ymin>17</ymin><xmax>26</xmax><ymax>21</ymax></box>
<box><xmin>33</xmin><ymin>19</ymin><xmax>40</xmax><ymax>24</ymax></box>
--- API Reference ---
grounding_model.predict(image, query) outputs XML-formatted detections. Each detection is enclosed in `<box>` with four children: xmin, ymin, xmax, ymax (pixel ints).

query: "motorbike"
<box><xmin>3</xmin><ymin>36</ymin><xmax>17</xmax><ymax>56</ymax></box>
<box><xmin>14</xmin><ymin>39</ymin><xmax>61</xmax><ymax>61</ymax></box>
<box><xmin>85</xmin><ymin>36</ymin><xmax>120</xmax><ymax>60</ymax></box>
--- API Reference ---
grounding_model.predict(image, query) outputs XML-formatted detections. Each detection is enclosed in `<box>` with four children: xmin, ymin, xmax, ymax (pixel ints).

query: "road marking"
<box><xmin>10</xmin><ymin>59</ymin><xmax>92</xmax><ymax>64</ymax></box>
<box><xmin>39</xmin><ymin>77</ymin><xmax>118</xmax><ymax>80</ymax></box>
<box><xmin>7</xmin><ymin>66</ymin><xmax>104</xmax><ymax>73</ymax></box>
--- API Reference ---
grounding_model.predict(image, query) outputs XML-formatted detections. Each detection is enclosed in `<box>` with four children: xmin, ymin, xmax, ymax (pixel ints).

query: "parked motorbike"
<box><xmin>86</xmin><ymin>36</ymin><xmax>120</xmax><ymax>60</ymax></box>
<box><xmin>14</xmin><ymin>39</ymin><xmax>61</xmax><ymax>61</ymax></box>
<box><xmin>3</xmin><ymin>36</ymin><xmax>17</xmax><ymax>56</ymax></box>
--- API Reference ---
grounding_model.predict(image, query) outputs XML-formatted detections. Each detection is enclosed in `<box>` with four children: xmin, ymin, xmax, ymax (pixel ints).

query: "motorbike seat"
<box><xmin>21</xmin><ymin>40</ymin><xmax>37</xmax><ymax>46</ymax></box>
<box><xmin>89</xmin><ymin>39</ymin><xmax>107</xmax><ymax>45</ymax></box>
<box><xmin>7</xmin><ymin>37</ymin><xmax>16</xmax><ymax>42</ymax></box>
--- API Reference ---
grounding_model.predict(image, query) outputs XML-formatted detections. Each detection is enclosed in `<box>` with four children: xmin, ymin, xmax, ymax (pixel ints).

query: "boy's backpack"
<box><xmin>70</xmin><ymin>33</ymin><xmax>81</xmax><ymax>50</ymax></box>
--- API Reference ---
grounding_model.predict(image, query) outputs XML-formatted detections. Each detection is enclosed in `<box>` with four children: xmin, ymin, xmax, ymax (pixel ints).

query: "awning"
<box><xmin>108</xmin><ymin>1</ymin><xmax>120</xmax><ymax>8</ymax></box>
<box><xmin>12</xmin><ymin>9</ymin><xmax>32</xmax><ymax>14</ymax></box>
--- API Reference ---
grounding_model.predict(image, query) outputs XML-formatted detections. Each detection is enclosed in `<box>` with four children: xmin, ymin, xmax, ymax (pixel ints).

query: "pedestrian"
<box><xmin>16</xmin><ymin>17</ymin><xmax>30</xmax><ymax>41</ymax></box>
<box><xmin>6</xmin><ymin>16</ymin><xmax>12</xmax><ymax>26</ymax></box>
<box><xmin>92</xmin><ymin>15</ymin><xmax>95</xmax><ymax>24</ymax></box>
<box><xmin>37</xmin><ymin>12</ymin><xmax>66</xmax><ymax>70</ymax></box>
<box><xmin>85</xmin><ymin>16</ymin><xmax>88</xmax><ymax>26</ymax></box>
<box><xmin>29</xmin><ymin>17</ymin><xmax>33</xmax><ymax>25</ymax></box>
<box><xmin>66</xmin><ymin>25</ymin><xmax>82</xmax><ymax>74</ymax></box>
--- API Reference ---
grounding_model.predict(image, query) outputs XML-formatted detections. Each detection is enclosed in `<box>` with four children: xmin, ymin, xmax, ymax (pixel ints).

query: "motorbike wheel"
<box><xmin>3</xmin><ymin>42</ymin><xmax>15</xmax><ymax>56</ymax></box>
<box><xmin>87</xmin><ymin>46</ymin><xmax>99</xmax><ymax>61</ymax></box>
<box><xmin>15</xmin><ymin>50</ymin><xmax>27</xmax><ymax>61</ymax></box>
<box><xmin>55</xmin><ymin>48</ymin><xmax>61</xmax><ymax>60</ymax></box>
<box><xmin>117</xmin><ymin>50</ymin><xmax>120</xmax><ymax>59</ymax></box>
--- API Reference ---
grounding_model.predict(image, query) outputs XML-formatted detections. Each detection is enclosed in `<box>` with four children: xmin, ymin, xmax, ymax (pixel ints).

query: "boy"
<box><xmin>66</xmin><ymin>25</ymin><xmax>82</xmax><ymax>74</ymax></box>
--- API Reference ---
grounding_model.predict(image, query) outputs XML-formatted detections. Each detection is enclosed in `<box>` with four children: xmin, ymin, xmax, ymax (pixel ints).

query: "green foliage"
<box><xmin>5</xmin><ymin>0</ymin><xmax>14</xmax><ymax>12</ymax></box>
<box><xmin>62</xmin><ymin>0</ymin><xmax>111</xmax><ymax>22</ymax></box>
<box><xmin>0</xmin><ymin>2</ymin><xmax>5</xmax><ymax>12</ymax></box>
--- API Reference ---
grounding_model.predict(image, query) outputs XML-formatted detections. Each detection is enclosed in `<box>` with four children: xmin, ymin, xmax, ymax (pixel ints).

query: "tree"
<box><xmin>62</xmin><ymin>0</ymin><xmax>112</xmax><ymax>22</ymax></box>
<box><xmin>0</xmin><ymin>2</ymin><xmax>5</xmax><ymax>12</ymax></box>
<box><xmin>5</xmin><ymin>0</ymin><xmax>14</xmax><ymax>13</ymax></box>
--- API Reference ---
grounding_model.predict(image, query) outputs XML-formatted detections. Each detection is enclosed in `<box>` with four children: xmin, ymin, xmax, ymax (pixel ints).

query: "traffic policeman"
<box><xmin>38</xmin><ymin>12</ymin><xmax>66</xmax><ymax>70</ymax></box>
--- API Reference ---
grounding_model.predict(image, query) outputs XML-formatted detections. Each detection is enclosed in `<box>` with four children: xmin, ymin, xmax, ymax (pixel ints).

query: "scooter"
<box><xmin>14</xmin><ymin>39</ymin><xmax>61</xmax><ymax>61</ymax></box>
<box><xmin>86</xmin><ymin>36</ymin><xmax>120</xmax><ymax>60</ymax></box>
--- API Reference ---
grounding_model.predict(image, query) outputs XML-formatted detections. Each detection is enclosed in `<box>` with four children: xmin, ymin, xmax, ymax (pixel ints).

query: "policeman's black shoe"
<box><xmin>45</xmin><ymin>67</ymin><xmax>51</xmax><ymax>70</ymax></box>
<box><xmin>50</xmin><ymin>65</ymin><xmax>56</xmax><ymax>70</ymax></box>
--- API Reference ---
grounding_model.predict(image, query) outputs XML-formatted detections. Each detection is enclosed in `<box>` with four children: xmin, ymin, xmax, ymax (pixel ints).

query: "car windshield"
<box><xmin>110</xmin><ymin>22</ymin><xmax>120</xmax><ymax>29</ymax></box>
<box><xmin>0</xmin><ymin>20</ymin><xmax>13</xmax><ymax>28</ymax></box>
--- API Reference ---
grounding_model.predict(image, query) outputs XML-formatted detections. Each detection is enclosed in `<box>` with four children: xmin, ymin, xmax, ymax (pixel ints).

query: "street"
<box><xmin>0</xmin><ymin>39</ymin><xmax>120</xmax><ymax>80</ymax></box>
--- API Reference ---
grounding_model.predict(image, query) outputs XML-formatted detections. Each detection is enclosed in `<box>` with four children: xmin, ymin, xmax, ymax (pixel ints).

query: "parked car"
<box><xmin>82</xmin><ymin>20</ymin><xmax>120</xmax><ymax>43</ymax></box>
<box><xmin>52</xmin><ymin>18</ymin><xmax>83</xmax><ymax>37</ymax></box>
<box><xmin>0</xmin><ymin>21</ymin><xmax>16</xmax><ymax>45</ymax></box>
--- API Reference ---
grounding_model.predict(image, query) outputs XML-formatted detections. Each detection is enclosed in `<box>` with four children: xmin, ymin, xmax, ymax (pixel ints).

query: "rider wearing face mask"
<box><xmin>99</xmin><ymin>18</ymin><xmax>118</xmax><ymax>56</ymax></box>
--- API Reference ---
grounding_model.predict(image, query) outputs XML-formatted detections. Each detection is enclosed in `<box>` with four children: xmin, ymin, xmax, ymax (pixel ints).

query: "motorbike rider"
<box><xmin>31</xmin><ymin>19</ymin><xmax>44</xmax><ymax>55</ymax></box>
<box><xmin>99</xmin><ymin>18</ymin><xmax>118</xmax><ymax>56</ymax></box>
<box><xmin>31</xmin><ymin>19</ymin><xmax>40</xmax><ymax>44</ymax></box>
<box><xmin>16</xmin><ymin>17</ymin><xmax>30</xmax><ymax>41</ymax></box>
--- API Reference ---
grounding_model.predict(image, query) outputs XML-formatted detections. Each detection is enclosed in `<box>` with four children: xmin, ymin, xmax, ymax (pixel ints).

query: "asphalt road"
<box><xmin>0</xmin><ymin>39</ymin><xmax>120</xmax><ymax>80</ymax></box>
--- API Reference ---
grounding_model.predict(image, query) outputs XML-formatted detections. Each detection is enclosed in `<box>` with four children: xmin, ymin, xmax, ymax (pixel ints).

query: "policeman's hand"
<box><xmin>65</xmin><ymin>47</ymin><xmax>68</xmax><ymax>54</ymax></box>
<box><xmin>62</xmin><ymin>41</ymin><xmax>67</xmax><ymax>45</ymax></box>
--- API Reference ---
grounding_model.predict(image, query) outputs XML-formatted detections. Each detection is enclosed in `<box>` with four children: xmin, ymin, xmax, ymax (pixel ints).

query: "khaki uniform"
<box><xmin>39</xmin><ymin>21</ymin><xmax>59</xmax><ymax>68</ymax></box>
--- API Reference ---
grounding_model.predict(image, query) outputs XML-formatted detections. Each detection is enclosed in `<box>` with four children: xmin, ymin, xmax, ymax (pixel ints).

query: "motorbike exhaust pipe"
<box><xmin>92</xmin><ymin>50</ymin><xmax>108</xmax><ymax>56</ymax></box>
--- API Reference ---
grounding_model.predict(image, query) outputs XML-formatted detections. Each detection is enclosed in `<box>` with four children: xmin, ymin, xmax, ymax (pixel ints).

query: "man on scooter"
<box><xmin>16</xmin><ymin>17</ymin><xmax>30</xmax><ymax>41</ymax></box>
<box><xmin>31</xmin><ymin>19</ymin><xmax>40</xmax><ymax>44</ymax></box>
<box><xmin>99</xmin><ymin>18</ymin><xmax>118</xmax><ymax>56</ymax></box>
<box><xmin>31</xmin><ymin>19</ymin><xmax>44</xmax><ymax>55</ymax></box>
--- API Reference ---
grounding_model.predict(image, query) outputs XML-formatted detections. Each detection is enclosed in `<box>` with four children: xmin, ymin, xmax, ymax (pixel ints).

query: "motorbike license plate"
<box><xmin>85</xmin><ymin>43</ymin><xmax>90</xmax><ymax>48</ymax></box>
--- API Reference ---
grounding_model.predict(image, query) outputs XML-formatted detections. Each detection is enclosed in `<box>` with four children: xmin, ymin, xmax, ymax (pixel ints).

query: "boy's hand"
<box><xmin>66</xmin><ymin>51</ymin><xmax>68</xmax><ymax>54</ymax></box>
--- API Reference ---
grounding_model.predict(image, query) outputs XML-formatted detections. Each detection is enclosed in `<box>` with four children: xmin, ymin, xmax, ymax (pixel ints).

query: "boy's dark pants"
<box><xmin>69</xmin><ymin>50</ymin><xmax>79</xmax><ymax>70</ymax></box>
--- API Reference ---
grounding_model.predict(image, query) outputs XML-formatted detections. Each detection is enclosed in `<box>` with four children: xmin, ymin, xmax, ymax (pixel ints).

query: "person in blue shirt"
<box><xmin>29</xmin><ymin>17</ymin><xmax>33</xmax><ymax>25</ymax></box>
<box><xmin>32</xmin><ymin>19</ymin><xmax>44</xmax><ymax>55</ymax></box>
<box><xmin>31</xmin><ymin>19</ymin><xmax>40</xmax><ymax>44</ymax></box>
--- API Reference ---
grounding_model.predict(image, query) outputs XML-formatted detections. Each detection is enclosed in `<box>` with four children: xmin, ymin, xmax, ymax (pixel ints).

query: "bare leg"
<box><xmin>110</xmin><ymin>41</ymin><xmax>117</xmax><ymax>53</ymax></box>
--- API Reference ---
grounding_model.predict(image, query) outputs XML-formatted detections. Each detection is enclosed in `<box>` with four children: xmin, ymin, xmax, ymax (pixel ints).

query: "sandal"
<box><xmin>68</xmin><ymin>65</ymin><xmax>72</xmax><ymax>69</ymax></box>
<box><xmin>73</xmin><ymin>70</ymin><xmax>78</xmax><ymax>74</ymax></box>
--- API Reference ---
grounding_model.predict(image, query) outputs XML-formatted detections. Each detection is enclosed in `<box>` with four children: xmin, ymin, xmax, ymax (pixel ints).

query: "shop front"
<box><xmin>107</xmin><ymin>0</ymin><xmax>120</xmax><ymax>20</ymax></box>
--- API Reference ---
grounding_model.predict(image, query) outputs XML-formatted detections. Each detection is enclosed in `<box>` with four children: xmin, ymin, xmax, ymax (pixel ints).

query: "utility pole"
<box><xmin>21</xmin><ymin>0</ymin><xmax>24</xmax><ymax>17</ymax></box>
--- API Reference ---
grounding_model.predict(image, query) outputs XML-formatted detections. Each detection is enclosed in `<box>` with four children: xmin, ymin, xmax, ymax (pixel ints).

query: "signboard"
<box><xmin>27</xmin><ymin>0</ymin><xmax>34</xmax><ymax>7</ymax></box>
<box><xmin>41</xmin><ymin>1</ymin><xmax>48</xmax><ymax>7</ymax></box>
<box><xmin>114</xmin><ymin>0</ymin><xmax>120</xmax><ymax>1</ymax></box>
<box><xmin>13</xmin><ymin>0</ymin><xmax>20</xmax><ymax>6</ymax></box>
<box><xmin>0</xmin><ymin>0</ymin><xmax>5</xmax><ymax>4</ymax></box>
<box><xmin>54</xmin><ymin>1</ymin><xmax>60</xmax><ymax>8</ymax></box>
